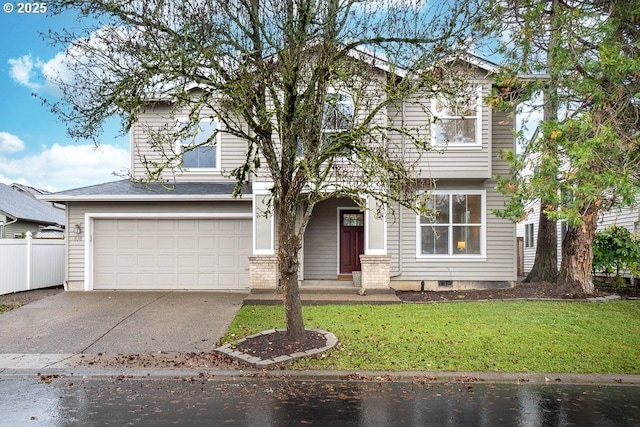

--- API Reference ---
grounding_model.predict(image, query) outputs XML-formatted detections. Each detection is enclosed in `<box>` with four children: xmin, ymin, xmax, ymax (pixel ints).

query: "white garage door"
<box><xmin>93</xmin><ymin>218</ymin><xmax>251</xmax><ymax>290</ymax></box>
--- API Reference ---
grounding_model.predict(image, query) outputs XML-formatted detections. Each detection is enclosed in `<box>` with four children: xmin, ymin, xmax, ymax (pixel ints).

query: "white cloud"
<box><xmin>8</xmin><ymin>55</ymin><xmax>45</xmax><ymax>92</ymax></box>
<box><xmin>8</xmin><ymin>53</ymin><xmax>68</xmax><ymax>96</ymax></box>
<box><xmin>0</xmin><ymin>132</ymin><xmax>26</xmax><ymax>154</ymax></box>
<box><xmin>0</xmin><ymin>143</ymin><xmax>130</xmax><ymax>192</ymax></box>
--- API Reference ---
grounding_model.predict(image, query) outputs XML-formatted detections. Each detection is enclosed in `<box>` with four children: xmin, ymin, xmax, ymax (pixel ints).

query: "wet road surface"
<box><xmin>1</xmin><ymin>376</ymin><xmax>639</xmax><ymax>426</ymax></box>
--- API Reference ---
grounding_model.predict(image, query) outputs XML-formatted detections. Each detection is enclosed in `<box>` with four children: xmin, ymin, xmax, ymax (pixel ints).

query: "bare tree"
<box><xmin>44</xmin><ymin>0</ymin><xmax>483</xmax><ymax>340</ymax></box>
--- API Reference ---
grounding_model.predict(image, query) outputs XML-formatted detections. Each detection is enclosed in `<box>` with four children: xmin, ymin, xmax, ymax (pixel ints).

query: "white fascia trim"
<box><xmin>83</xmin><ymin>212</ymin><xmax>252</xmax><ymax>291</ymax></box>
<box><xmin>252</xmin><ymin>182</ymin><xmax>274</xmax><ymax>193</ymax></box>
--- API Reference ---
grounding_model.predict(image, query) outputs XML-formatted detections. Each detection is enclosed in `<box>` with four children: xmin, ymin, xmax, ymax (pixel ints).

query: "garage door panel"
<box><xmin>137</xmin><ymin>236</ymin><xmax>157</xmax><ymax>249</ymax></box>
<box><xmin>93</xmin><ymin>218</ymin><xmax>251</xmax><ymax>290</ymax></box>
<box><xmin>157</xmin><ymin>236</ymin><xmax>175</xmax><ymax>249</ymax></box>
<box><xmin>136</xmin><ymin>254</ymin><xmax>157</xmax><ymax>268</ymax></box>
<box><xmin>177</xmin><ymin>255</ymin><xmax>195</xmax><ymax>268</ymax></box>
<box><xmin>197</xmin><ymin>255</ymin><xmax>215</xmax><ymax>268</ymax></box>
<box><xmin>116</xmin><ymin>254</ymin><xmax>134</xmax><ymax>268</ymax></box>
<box><xmin>178</xmin><ymin>235</ymin><xmax>197</xmax><ymax>249</ymax></box>
<box><xmin>116</xmin><ymin>220</ymin><xmax>135</xmax><ymax>232</ymax></box>
<box><xmin>117</xmin><ymin>235</ymin><xmax>135</xmax><ymax>249</ymax></box>
<box><xmin>198</xmin><ymin>236</ymin><xmax>216</xmax><ymax>250</ymax></box>
<box><xmin>157</xmin><ymin>254</ymin><xmax>175</xmax><ymax>267</ymax></box>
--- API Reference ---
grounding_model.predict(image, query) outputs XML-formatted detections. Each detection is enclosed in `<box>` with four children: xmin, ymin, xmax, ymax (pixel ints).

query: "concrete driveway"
<box><xmin>0</xmin><ymin>291</ymin><xmax>246</xmax><ymax>367</ymax></box>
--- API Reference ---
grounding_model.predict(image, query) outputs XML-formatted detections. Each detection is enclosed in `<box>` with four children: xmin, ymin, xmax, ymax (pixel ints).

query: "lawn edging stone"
<box><xmin>215</xmin><ymin>328</ymin><xmax>338</xmax><ymax>368</ymax></box>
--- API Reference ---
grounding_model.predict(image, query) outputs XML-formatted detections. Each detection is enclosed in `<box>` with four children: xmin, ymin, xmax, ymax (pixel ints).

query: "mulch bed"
<box><xmin>396</xmin><ymin>281</ymin><xmax>640</xmax><ymax>302</ymax></box>
<box><xmin>234</xmin><ymin>330</ymin><xmax>327</xmax><ymax>360</ymax></box>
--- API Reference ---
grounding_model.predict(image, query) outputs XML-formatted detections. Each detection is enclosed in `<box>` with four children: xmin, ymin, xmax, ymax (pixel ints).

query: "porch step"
<box><xmin>244</xmin><ymin>287</ymin><xmax>401</xmax><ymax>305</ymax></box>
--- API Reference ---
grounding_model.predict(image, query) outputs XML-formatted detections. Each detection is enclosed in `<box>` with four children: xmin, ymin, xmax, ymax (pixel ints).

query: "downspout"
<box><xmin>390</xmin><ymin>98</ymin><xmax>405</xmax><ymax>278</ymax></box>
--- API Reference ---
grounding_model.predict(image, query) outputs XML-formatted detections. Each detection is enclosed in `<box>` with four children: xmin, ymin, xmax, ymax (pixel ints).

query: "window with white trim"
<box><xmin>176</xmin><ymin>119</ymin><xmax>220</xmax><ymax>170</ymax></box>
<box><xmin>322</xmin><ymin>92</ymin><xmax>354</xmax><ymax>141</ymax></box>
<box><xmin>525</xmin><ymin>223</ymin><xmax>535</xmax><ymax>248</ymax></box>
<box><xmin>432</xmin><ymin>86</ymin><xmax>482</xmax><ymax>146</ymax></box>
<box><xmin>419</xmin><ymin>192</ymin><xmax>483</xmax><ymax>256</ymax></box>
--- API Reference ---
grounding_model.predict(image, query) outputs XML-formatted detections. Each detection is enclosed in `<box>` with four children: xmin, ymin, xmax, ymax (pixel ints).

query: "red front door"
<box><xmin>339</xmin><ymin>210</ymin><xmax>365</xmax><ymax>274</ymax></box>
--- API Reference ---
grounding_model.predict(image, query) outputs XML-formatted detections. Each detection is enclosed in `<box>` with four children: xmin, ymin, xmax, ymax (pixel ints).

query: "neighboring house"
<box><xmin>43</xmin><ymin>54</ymin><xmax>520</xmax><ymax>292</ymax></box>
<box><xmin>10</xmin><ymin>183</ymin><xmax>66</xmax><ymax>211</ymax></box>
<box><xmin>516</xmin><ymin>200</ymin><xmax>566</xmax><ymax>276</ymax></box>
<box><xmin>517</xmin><ymin>199</ymin><xmax>639</xmax><ymax>276</ymax></box>
<box><xmin>0</xmin><ymin>183</ymin><xmax>66</xmax><ymax>239</ymax></box>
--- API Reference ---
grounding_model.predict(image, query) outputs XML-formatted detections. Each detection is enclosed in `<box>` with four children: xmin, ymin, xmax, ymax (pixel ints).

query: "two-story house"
<box><xmin>44</xmin><ymin>54</ymin><xmax>518</xmax><ymax>292</ymax></box>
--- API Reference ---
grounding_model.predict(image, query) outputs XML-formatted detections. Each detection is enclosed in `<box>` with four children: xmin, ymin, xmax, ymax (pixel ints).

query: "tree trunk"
<box><xmin>557</xmin><ymin>202</ymin><xmax>599</xmax><ymax>296</ymax></box>
<box><xmin>524</xmin><ymin>0</ymin><xmax>561</xmax><ymax>284</ymax></box>
<box><xmin>277</xmin><ymin>203</ymin><xmax>306</xmax><ymax>341</ymax></box>
<box><xmin>524</xmin><ymin>201</ymin><xmax>558</xmax><ymax>283</ymax></box>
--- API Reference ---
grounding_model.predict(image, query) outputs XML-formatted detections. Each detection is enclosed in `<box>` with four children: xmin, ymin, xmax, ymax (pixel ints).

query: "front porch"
<box><xmin>250</xmin><ymin>194</ymin><xmax>391</xmax><ymax>292</ymax></box>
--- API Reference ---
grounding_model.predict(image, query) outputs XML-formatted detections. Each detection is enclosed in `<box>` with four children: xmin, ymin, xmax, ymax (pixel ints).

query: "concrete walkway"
<box><xmin>0</xmin><ymin>291</ymin><xmax>246</xmax><ymax>369</ymax></box>
<box><xmin>244</xmin><ymin>286</ymin><xmax>402</xmax><ymax>305</ymax></box>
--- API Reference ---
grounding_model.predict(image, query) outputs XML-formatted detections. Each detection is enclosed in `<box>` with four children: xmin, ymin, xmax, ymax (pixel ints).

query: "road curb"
<box><xmin>1</xmin><ymin>367</ymin><xmax>638</xmax><ymax>385</ymax></box>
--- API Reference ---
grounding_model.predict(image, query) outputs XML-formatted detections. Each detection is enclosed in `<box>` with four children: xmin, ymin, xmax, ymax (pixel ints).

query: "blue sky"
<box><xmin>0</xmin><ymin>8</ymin><xmax>129</xmax><ymax>192</ymax></box>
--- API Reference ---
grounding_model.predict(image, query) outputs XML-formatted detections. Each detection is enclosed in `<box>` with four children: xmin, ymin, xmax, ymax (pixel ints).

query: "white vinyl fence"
<box><xmin>0</xmin><ymin>232</ymin><xmax>65</xmax><ymax>295</ymax></box>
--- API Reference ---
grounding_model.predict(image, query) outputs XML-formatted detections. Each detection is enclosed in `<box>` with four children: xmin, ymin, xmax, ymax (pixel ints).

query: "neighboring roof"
<box><xmin>9</xmin><ymin>183</ymin><xmax>49</xmax><ymax>198</ymax></box>
<box><xmin>41</xmin><ymin>180</ymin><xmax>252</xmax><ymax>202</ymax></box>
<box><xmin>0</xmin><ymin>183</ymin><xmax>65</xmax><ymax>225</ymax></box>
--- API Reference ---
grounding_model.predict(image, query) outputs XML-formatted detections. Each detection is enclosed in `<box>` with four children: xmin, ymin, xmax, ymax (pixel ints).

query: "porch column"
<box><xmin>364</xmin><ymin>195</ymin><xmax>387</xmax><ymax>255</ymax></box>
<box><xmin>361</xmin><ymin>195</ymin><xmax>391</xmax><ymax>290</ymax></box>
<box><xmin>250</xmin><ymin>184</ymin><xmax>278</xmax><ymax>290</ymax></box>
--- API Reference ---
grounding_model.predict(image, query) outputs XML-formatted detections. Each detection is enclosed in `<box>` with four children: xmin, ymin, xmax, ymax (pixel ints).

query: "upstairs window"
<box><xmin>418</xmin><ymin>192</ymin><xmax>484</xmax><ymax>257</ymax></box>
<box><xmin>432</xmin><ymin>86</ymin><xmax>482</xmax><ymax>146</ymax></box>
<box><xmin>298</xmin><ymin>91</ymin><xmax>354</xmax><ymax>156</ymax></box>
<box><xmin>322</xmin><ymin>92</ymin><xmax>354</xmax><ymax>142</ymax></box>
<box><xmin>176</xmin><ymin>119</ymin><xmax>220</xmax><ymax>170</ymax></box>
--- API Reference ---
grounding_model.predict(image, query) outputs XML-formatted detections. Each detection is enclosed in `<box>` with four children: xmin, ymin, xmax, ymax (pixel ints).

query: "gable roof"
<box><xmin>0</xmin><ymin>183</ymin><xmax>65</xmax><ymax>225</ymax></box>
<box><xmin>41</xmin><ymin>179</ymin><xmax>252</xmax><ymax>202</ymax></box>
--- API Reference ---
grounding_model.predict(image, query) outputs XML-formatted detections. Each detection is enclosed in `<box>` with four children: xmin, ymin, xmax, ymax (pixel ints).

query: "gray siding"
<box><xmin>389</xmin><ymin>110</ymin><xmax>517</xmax><ymax>284</ymax></box>
<box><xmin>599</xmin><ymin>204</ymin><xmax>640</xmax><ymax>235</ymax></box>
<box><xmin>66</xmin><ymin>201</ymin><xmax>251</xmax><ymax>286</ymax></box>
<box><xmin>131</xmin><ymin>103</ymin><xmax>249</xmax><ymax>182</ymax></box>
<box><xmin>303</xmin><ymin>197</ymin><xmax>358</xmax><ymax>279</ymax></box>
<box><xmin>1</xmin><ymin>220</ymin><xmax>46</xmax><ymax>239</ymax></box>
<box><xmin>387</xmin><ymin>81</ymin><xmax>492</xmax><ymax>179</ymax></box>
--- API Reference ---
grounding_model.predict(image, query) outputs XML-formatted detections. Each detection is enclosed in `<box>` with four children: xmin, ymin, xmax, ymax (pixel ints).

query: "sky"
<box><xmin>0</xmin><ymin>7</ymin><xmax>130</xmax><ymax>192</ymax></box>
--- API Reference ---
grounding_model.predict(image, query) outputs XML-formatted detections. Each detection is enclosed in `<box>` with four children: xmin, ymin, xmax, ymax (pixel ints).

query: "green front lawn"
<box><xmin>222</xmin><ymin>301</ymin><xmax>640</xmax><ymax>373</ymax></box>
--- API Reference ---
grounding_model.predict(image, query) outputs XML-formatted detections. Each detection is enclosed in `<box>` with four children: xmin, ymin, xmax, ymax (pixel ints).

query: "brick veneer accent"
<box><xmin>359</xmin><ymin>254</ymin><xmax>391</xmax><ymax>289</ymax></box>
<box><xmin>249</xmin><ymin>255</ymin><xmax>279</xmax><ymax>289</ymax></box>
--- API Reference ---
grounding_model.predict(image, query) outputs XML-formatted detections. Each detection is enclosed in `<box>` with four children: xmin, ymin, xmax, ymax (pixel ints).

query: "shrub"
<box><xmin>592</xmin><ymin>225</ymin><xmax>640</xmax><ymax>285</ymax></box>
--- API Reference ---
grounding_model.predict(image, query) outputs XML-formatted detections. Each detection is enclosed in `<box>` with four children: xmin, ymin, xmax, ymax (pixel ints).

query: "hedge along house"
<box><xmin>43</xmin><ymin>54</ymin><xmax>520</xmax><ymax>292</ymax></box>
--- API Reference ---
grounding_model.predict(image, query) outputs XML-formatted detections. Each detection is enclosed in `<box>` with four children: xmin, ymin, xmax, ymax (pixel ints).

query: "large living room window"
<box><xmin>176</xmin><ymin>118</ymin><xmax>220</xmax><ymax>170</ymax></box>
<box><xmin>418</xmin><ymin>192</ymin><xmax>484</xmax><ymax>257</ymax></box>
<box><xmin>432</xmin><ymin>86</ymin><xmax>482</xmax><ymax>146</ymax></box>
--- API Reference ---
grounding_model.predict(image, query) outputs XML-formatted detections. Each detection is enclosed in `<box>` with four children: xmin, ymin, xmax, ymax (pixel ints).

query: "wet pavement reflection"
<box><xmin>0</xmin><ymin>376</ymin><xmax>639</xmax><ymax>426</ymax></box>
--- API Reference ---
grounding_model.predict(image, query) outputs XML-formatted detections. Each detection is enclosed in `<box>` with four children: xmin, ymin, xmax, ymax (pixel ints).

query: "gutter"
<box><xmin>39</xmin><ymin>194</ymin><xmax>251</xmax><ymax>203</ymax></box>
